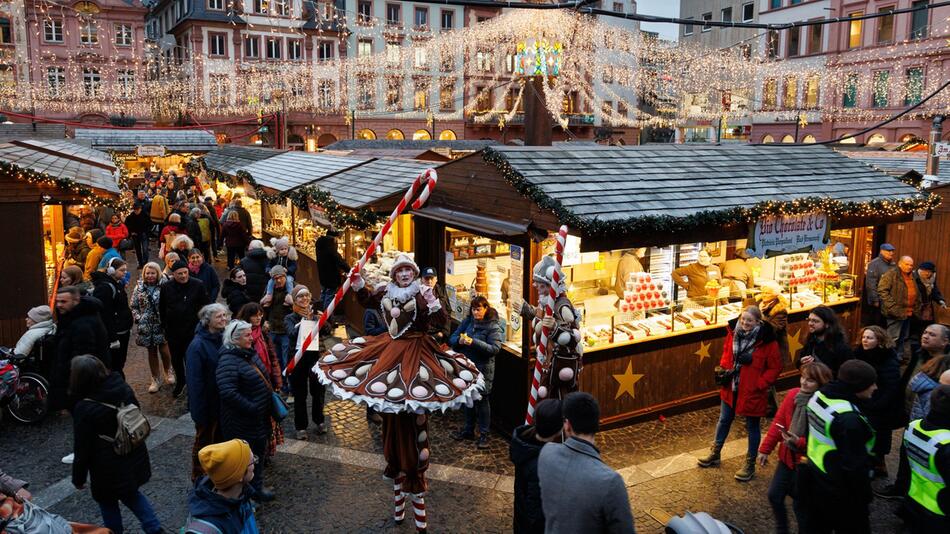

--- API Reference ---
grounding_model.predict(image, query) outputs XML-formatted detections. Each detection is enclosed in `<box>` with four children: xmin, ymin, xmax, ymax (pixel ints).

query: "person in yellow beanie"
<box><xmin>185</xmin><ymin>439</ymin><xmax>259</xmax><ymax>534</ymax></box>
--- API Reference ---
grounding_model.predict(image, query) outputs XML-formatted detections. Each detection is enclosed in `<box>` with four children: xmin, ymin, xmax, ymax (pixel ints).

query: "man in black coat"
<box><xmin>509</xmin><ymin>398</ymin><xmax>562</xmax><ymax>534</ymax></box>
<box><xmin>91</xmin><ymin>262</ymin><xmax>134</xmax><ymax>377</ymax></box>
<box><xmin>232</xmin><ymin>198</ymin><xmax>253</xmax><ymax>237</ymax></box>
<box><xmin>239</xmin><ymin>240</ymin><xmax>269</xmax><ymax>303</ymax></box>
<box><xmin>124</xmin><ymin>201</ymin><xmax>151</xmax><ymax>267</ymax></box>
<box><xmin>315</xmin><ymin>232</ymin><xmax>349</xmax><ymax>314</ymax></box>
<box><xmin>159</xmin><ymin>260</ymin><xmax>210</xmax><ymax>398</ymax></box>
<box><xmin>52</xmin><ymin>286</ymin><xmax>110</xmax><ymax>410</ymax></box>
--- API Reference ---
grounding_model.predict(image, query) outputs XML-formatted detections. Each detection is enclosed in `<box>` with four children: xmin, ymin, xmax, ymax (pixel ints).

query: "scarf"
<box><xmin>790</xmin><ymin>389</ymin><xmax>813</xmax><ymax>442</ymax></box>
<box><xmin>919</xmin><ymin>274</ymin><xmax>935</xmax><ymax>295</ymax></box>
<box><xmin>293</xmin><ymin>303</ymin><xmax>312</xmax><ymax>319</ymax></box>
<box><xmin>732</xmin><ymin>325</ymin><xmax>760</xmax><ymax>366</ymax></box>
<box><xmin>188</xmin><ymin>262</ymin><xmax>201</xmax><ymax>275</ymax></box>
<box><xmin>251</xmin><ymin>326</ymin><xmax>271</xmax><ymax>376</ymax></box>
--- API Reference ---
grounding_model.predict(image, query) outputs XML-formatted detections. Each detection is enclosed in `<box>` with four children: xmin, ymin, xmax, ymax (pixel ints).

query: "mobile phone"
<box><xmin>775</xmin><ymin>423</ymin><xmax>786</xmax><ymax>430</ymax></box>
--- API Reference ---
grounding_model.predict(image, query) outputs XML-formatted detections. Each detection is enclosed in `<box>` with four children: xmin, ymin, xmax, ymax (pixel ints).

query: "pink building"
<box><xmin>24</xmin><ymin>0</ymin><xmax>148</xmax><ymax>124</ymax></box>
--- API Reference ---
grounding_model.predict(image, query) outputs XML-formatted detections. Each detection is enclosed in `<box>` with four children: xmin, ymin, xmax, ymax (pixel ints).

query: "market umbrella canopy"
<box><xmin>305</xmin><ymin>157</ymin><xmax>438</xmax><ymax>210</ymax></box>
<box><xmin>73</xmin><ymin>128</ymin><xmax>218</xmax><ymax>152</ymax></box>
<box><xmin>203</xmin><ymin>144</ymin><xmax>286</xmax><ymax>177</ymax></box>
<box><xmin>0</xmin><ymin>138</ymin><xmax>119</xmax><ymax>195</ymax></box>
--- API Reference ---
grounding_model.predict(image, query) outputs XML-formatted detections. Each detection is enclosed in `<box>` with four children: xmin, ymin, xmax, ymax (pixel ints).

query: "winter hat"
<box><xmin>198</xmin><ymin>439</ymin><xmax>252</xmax><ymax>489</ymax></box>
<box><xmin>97</xmin><ymin>236</ymin><xmax>113</xmax><ymax>249</ymax></box>
<box><xmin>271</xmin><ymin>237</ymin><xmax>290</xmax><ymax>250</ymax></box>
<box><xmin>880</xmin><ymin>243</ymin><xmax>895</xmax><ymax>252</ymax></box>
<box><xmin>28</xmin><ymin>305</ymin><xmax>52</xmax><ymax>323</ymax></box>
<box><xmin>929</xmin><ymin>385</ymin><xmax>950</xmax><ymax>420</ymax></box>
<box><xmin>919</xmin><ymin>261</ymin><xmax>936</xmax><ymax>272</ymax></box>
<box><xmin>290</xmin><ymin>284</ymin><xmax>310</xmax><ymax>301</ymax></box>
<box><xmin>171</xmin><ymin>260</ymin><xmax>189</xmax><ymax>272</ymax></box>
<box><xmin>532</xmin><ymin>255</ymin><xmax>566</xmax><ymax>295</ymax></box>
<box><xmin>269</xmin><ymin>265</ymin><xmax>287</xmax><ymax>278</ymax></box>
<box><xmin>248</xmin><ymin>239</ymin><xmax>264</xmax><ymax>250</ymax></box>
<box><xmin>388</xmin><ymin>253</ymin><xmax>419</xmax><ymax>278</ymax></box>
<box><xmin>65</xmin><ymin>227</ymin><xmax>83</xmax><ymax>244</ymax></box>
<box><xmin>534</xmin><ymin>398</ymin><xmax>563</xmax><ymax>440</ymax></box>
<box><xmin>837</xmin><ymin>359</ymin><xmax>877</xmax><ymax>392</ymax></box>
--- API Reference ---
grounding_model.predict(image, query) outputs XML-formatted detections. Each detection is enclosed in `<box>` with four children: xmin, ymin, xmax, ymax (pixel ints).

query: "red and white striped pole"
<box><xmin>525</xmin><ymin>225</ymin><xmax>568</xmax><ymax>425</ymax></box>
<box><xmin>285</xmin><ymin>168</ymin><xmax>438</xmax><ymax>375</ymax></box>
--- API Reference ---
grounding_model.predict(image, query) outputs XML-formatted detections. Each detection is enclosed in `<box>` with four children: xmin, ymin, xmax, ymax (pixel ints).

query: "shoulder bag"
<box><xmin>251</xmin><ymin>363</ymin><xmax>288</xmax><ymax>422</ymax></box>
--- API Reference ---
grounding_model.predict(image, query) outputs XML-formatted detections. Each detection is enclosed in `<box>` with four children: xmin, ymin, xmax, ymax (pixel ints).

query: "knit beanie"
<box><xmin>271</xmin><ymin>236</ymin><xmax>289</xmax><ymax>250</ymax></box>
<box><xmin>290</xmin><ymin>284</ymin><xmax>310</xmax><ymax>301</ymax></box>
<box><xmin>534</xmin><ymin>398</ymin><xmax>563</xmax><ymax>440</ymax></box>
<box><xmin>198</xmin><ymin>439</ymin><xmax>251</xmax><ymax>489</ymax></box>
<box><xmin>919</xmin><ymin>261</ymin><xmax>936</xmax><ymax>272</ymax></box>
<box><xmin>929</xmin><ymin>385</ymin><xmax>950</xmax><ymax>420</ymax></box>
<box><xmin>837</xmin><ymin>359</ymin><xmax>877</xmax><ymax>392</ymax></box>
<box><xmin>65</xmin><ymin>226</ymin><xmax>83</xmax><ymax>244</ymax></box>
<box><xmin>97</xmin><ymin>236</ymin><xmax>113</xmax><ymax>249</ymax></box>
<box><xmin>269</xmin><ymin>265</ymin><xmax>287</xmax><ymax>278</ymax></box>
<box><xmin>28</xmin><ymin>305</ymin><xmax>52</xmax><ymax>323</ymax></box>
<box><xmin>171</xmin><ymin>260</ymin><xmax>189</xmax><ymax>272</ymax></box>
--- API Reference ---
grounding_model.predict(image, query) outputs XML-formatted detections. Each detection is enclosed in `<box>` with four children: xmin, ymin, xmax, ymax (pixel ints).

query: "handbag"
<box><xmin>118</xmin><ymin>238</ymin><xmax>133</xmax><ymax>251</ymax></box>
<box><xmin>766</xmin><ymin>386</ymin><xmax>779</xmax><ymax>418</ymax></box>
<box><xmin>251</xmin><ymin>363</ymin><xmax>288</xmax><ymax>422</ymax></box>
<box><xmin>713</xmin><ymin>365</ymin><xmax>735</xmax><ymax>387</ymax></box>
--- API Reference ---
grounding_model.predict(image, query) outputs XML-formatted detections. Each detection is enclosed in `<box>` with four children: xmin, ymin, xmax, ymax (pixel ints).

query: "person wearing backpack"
<box><xmin>186</xmin><ymin>439</ymin><xmax>259</xmax><ymax>534</ymax></box>
<box><xmin>69</xmin><ymin>355</ymin><xmax>161</xmax><ymax>534</ymax></box>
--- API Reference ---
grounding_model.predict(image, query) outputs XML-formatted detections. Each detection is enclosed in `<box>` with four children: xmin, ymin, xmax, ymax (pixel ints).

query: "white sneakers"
<box><xmin>165</xmin><ymin>370</ymin><xmax>176</xmax><ymax>385</ymax></box>
<box><xmin>148</xmin><ymin>379</ymin><xmax>160</xmax><ymax>393</ymax></box>
<box><xmin>61</xmin><ymin>453</ymin><xmax>74</xmax><ymax>464</ymax></box>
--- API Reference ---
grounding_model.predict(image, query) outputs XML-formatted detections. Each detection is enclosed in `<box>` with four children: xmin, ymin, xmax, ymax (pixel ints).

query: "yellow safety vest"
<box><xmin>904</xmin><ymin>419</ymin><xmax>950</xmax><ymax>516</ymax></box>
<box><xmin>806</xmin><ymin>391</ymin><xmax>874</xmax><ymax>474</ymax></box>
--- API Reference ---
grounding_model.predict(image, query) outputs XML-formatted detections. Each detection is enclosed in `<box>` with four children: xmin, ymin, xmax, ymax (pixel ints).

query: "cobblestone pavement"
<box><xmin>0</xmin><ymin>251</ymin><xmax>908</xmax><ymax>532</ymax></box>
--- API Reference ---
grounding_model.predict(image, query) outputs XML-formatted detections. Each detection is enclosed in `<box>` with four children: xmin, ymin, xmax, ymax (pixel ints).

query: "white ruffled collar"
<box><xmin>385</xmin><ymin>281</ymin><xmax>421</xmax><ymax>304</ymax></box>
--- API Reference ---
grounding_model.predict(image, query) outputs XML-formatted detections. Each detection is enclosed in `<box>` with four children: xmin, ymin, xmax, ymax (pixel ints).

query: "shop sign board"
<box><xmin>507</xmin><ymin>245</ymin><xmax>524</xmax><ymax>338</ymax></box>
<box><xmin>307</xmin><ymin>202</ymin><xmax>332</xmax><ymax>227</ymax></box>
<box><xmin>934</xmin><ymin>142</ymin><xmax>950</xmax><ymax>158</ymax></box>
<box><xmin>136</xmin><ymin>145</ymin><xmax>166</xmax><ymax>157</ymax></box>
<box><xmin>748</xmin><ymin>212</ymin><xmax>829</xmax><ymax>258</ymax></box>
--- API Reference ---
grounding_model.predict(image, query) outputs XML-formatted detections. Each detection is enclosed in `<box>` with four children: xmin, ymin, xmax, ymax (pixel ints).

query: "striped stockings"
<box><xmin>411</xmin><ymin>492</ymin><xmax>427</xmax><ymax>531</ymax></box>
<box><xmin>393</xmin><ymin>475</ymin><xmax>406</xmax><ymax>523</ymax></box>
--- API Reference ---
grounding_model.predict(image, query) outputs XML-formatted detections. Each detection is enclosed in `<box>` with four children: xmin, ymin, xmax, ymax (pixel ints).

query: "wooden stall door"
<box><xmin>886</xmin><ymin>212</ymin><xmax>950</xmax><ymax>321</ymax></box>
<box><xmin>0</xmin><ymin>203</ymin><xmax>45</xmax><ymax>346</ymax></box>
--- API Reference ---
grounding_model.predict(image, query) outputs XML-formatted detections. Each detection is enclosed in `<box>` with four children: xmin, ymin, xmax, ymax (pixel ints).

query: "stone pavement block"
<box><xmin>638</xmin><ymin>453</ymin><xmax>698</xmax><ymax>479</ymax></box>
<box><xmin>493</xmin><ymin>475</ymin><xmax>515</xmax><ymax>494</ymax></box>
<box><xmin>617</xmin><ymin>464</ymin><xmax>654</xmax><ymax>487</ymax></box>
<box><xmin>277</xmin><ymin>438</ymin><xmax>308</xmax><ymax>454</ymax></box>
<box><xmin>427</xmin><ymin>464</ymin><xmax>499</xmax><ymax>490</ymax></box>
<box><xmin>32</xmin><ymin>479</ymin><xmax>76</xmax><ymax>509</ymax></box>
<box><xmin>687</xmin><ymin>438</ymin><xmax>747</xmax><ymax>462</ymax></box>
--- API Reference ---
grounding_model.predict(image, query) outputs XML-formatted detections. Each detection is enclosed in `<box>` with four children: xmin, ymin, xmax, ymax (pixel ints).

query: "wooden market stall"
<box><xmin>410</xmin><ymin>144</ymin><xmax>938</xmax><ymax>433</ymax></box>
<box><xmin>0</xmin><ymin>139</ymin><xmax>120</xmax><ymax>345</ymax></box>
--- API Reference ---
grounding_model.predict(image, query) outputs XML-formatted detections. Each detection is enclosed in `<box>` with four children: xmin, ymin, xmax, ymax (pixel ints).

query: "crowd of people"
<box><xmin>4</xmin><ymin>184</ymin><xmax>950</xmax><ymax>534</ymax></box>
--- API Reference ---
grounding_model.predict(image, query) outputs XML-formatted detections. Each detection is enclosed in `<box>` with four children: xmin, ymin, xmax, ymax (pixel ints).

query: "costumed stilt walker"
<box><xmin>520</xmin><ymin>226</ymin><xmax>583</xmax><ymax>423</ymax></box>
<box><xmin>314</xmin><ymin>256</ymin><xmax>484</xmax><ymax>531</ymax></box>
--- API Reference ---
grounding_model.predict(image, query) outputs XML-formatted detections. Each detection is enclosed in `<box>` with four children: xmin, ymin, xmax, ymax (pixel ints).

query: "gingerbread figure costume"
<box><xmin>313</xmin><ymin>253</ymin><xmax>483</xmax><ymax>532</ymax></box>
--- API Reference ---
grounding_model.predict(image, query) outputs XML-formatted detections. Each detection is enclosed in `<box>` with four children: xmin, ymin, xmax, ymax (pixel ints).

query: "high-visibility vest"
<box><xmin>806</xmin><ymin>391</ymin><xmax>874</xmax><ymax>474</ymax></box>
<box><xmin>904</xmin><ymin>419</ymin><xmax>950</xmax><ymax>516</ymax></box>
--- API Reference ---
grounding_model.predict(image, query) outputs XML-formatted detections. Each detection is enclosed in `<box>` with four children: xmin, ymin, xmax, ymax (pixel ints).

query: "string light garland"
<box><xmin>481</xmin><ymin>147</ymin><xmax>942</xmax><ymax>237</ymax></box>
<box><xmin>0</xmin><ymin>159</ymin><xmax>120</xmax><ymax>208</ymax></box>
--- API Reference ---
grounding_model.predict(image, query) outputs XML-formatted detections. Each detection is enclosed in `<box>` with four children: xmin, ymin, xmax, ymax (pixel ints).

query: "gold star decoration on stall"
<box><xmin>695</xmin><ymin>341</ymin><xmax>712</xmax><ymax>363</ymax></box>
<box><xmin>787</xmin><ymin>327</ymin><xmax>805</xmax><ymax>362</ymax></box>
<box><xmin>841</xmin><ymin>310</ymin><xmax>852</xmax><ymax>321</ymax></box>
<box><xmin>612</xmin><ymin>361</ymin><xmax>645</xmax><ymax>400</ymax></box>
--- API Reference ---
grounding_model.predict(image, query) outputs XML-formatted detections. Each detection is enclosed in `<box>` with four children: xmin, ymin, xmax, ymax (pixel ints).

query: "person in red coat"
<box><xmin>698</xmin><ymin>305</ymin><xmax>783</xmax><ymax>482</ymax></box>
<box><xmin>757</xmin><ymin>362</ymin><xmax>833</xmax><ymax>534</ymax></box>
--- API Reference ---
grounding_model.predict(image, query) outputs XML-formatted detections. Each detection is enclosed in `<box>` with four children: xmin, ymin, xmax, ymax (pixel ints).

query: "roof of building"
<box><xmin>323</xmin><ymin>148</ymin><xmax>451</xmax><ymax>161</ymax></box>
<box><xmin>239</xmin><ymin>152</ymin><xmax>368</xmax><ymax>192</ymax></box>
<box><xmin>0</xmin><ymin>139</ymin><xmax>119</xmax><ymax>195</ymax></box>
<box><xmin>481</xmin><ymin>144</ymin><xmax>924</xmax><ymax>230</ymax></box>
<box><xmin>73</xmin><ymin>128</ymin><xmax>218</xmax><ymax>152</ymax></box>
<box><xmin>325</xmin><ymin>139</ymin><xmax>499</xmax><ymax>152</ymax></box>
<box><xmin>308</xmin><ymin>158</ymin><xmax>438</xmax><ymax>209</ymax></box>
<box><xmin>204</xmin><ymin>145</ymin><xmax>286</xmax><ymax>176</ymax></box>
<box><xmin>840</xmin><ymin>151</ymin><xmax>950</xmax><ymax>184</ymax></box>
<box><xmin>0</xmin><ymin>123</ymin><xmax>66</xmax><ymax>144</ymax></box>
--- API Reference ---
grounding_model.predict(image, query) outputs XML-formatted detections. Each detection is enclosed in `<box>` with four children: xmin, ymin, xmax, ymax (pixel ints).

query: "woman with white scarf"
<box><xmin>698</xmin><ymin>305</ymin><xmax>783</xmax><ymax>482</ymax></box>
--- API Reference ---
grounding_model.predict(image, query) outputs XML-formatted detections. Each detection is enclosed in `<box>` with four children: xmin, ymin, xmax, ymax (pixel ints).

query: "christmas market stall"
<box><xmin>411</xmin><ymin>144</ymin><xmax>939</xmax><ymax>432</ymax></box>
<box><xmin>201</xmin><ymin>145</ymin><xmax>286</xmax><ymax>237</ymax></box>
<box><xmin>74</xmin><ymin>128</ymin><xmax>218</xmax><ymax>186</ymax></box>
<box><xmin>0</xmin><ymin>138</ymin><xmax>120</xmax><ymax>346</ymax></box>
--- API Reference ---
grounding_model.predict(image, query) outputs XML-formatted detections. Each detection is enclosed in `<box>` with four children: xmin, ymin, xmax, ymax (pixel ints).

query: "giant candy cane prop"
<box><xmin>525</xmin><ymin>225</ymin><xmax>568</xmax><ymax>425</ymax></box>
<box><xmin>285</xmin><ymin>168</ymin><xmax>438</xmax><ymax>375</ymax></box>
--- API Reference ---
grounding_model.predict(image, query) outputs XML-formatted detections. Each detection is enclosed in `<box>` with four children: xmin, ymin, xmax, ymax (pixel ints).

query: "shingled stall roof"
<box><xmin>325</xmin><ymin>139</ymin><xmax>499</xmax><ymax>152</ymax></box>
<box><xmin>841</xmin><ymin>151</ymin><xmax>950</xmax><ymax>184</ymax></box>
<box><xmin>74</xmin><ymin>128</ymin><xmax>218</xmax><ymax>152</ymax></box>
<box><xmin>203</xmin><ymin>145</ymin><xmax>286</xmax><ymax>177</ymax></box>
<box><xmin>0</xmin><ymin>138</ymin><xmax>119</xmax><ymax>195</ymax></box>
<box><xmin>477</xmin><ymin>144</ymin><xmax>934</xmax><ymax>249</ymax></box>
<box><xmin>0</xmin><ymin>123</ymin><xmax>66</xmax><ymax>143</ymax></box>
<box><xmin>302</xmin><ymin>158</ymin><xmax>437</xmax><ymax>210</ymax></box>
<box><xmin>238</xmin><ymin>152</ymin><xmax>368</xmax><ymax>193</ymax></box>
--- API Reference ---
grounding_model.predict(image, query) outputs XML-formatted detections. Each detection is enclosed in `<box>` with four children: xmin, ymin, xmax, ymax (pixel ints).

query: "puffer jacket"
<box><xmin>186</xmin><ymin>324</ymin><xmax>224</xmax><ymax>427</ymax></box>
<box><xmin>216</xmin><ymin>346</ymin><xmax>272</xmax><ymax>441</ymax></box>
<box><xmin>510</xmin><ymin>424</ymin><xmax>546</xmax><ymax>534</ymax></box>
<box><xmin>91</xmin><ymin>271</ymin><xmax>134</xmax><ymax>339</ymax></box>
<box><xmin>240</xmin><ymin>248</ymin><xmax>269</xmax><ymax>303</ymax></box>
<box><xmin>449</xmin><ymin>311</ymin><xmax>504</xmax><ymax>393</ymax></box>
<box><xmin>186</xmin><ymin>476</ymin><xmax>257</xmax><ymax>533</ymax></box>
<box><xmin>909</xmin><ymin>372</ymin><xmax>940</xmax><ymax>421</ymax></box>
<box><xmin>267</xmin><ymin>247</ymin><xmax>298</xmax><ymax>277</ymax></box>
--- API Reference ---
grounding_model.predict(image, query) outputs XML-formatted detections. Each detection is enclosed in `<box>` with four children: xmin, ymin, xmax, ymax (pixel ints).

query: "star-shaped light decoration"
<box><xmin>695</xmin><ymin>340</ymin><xmax>712</xmax><ymax>363</ymax></box>
<box><xmin>787</xmin><ymin>327</ymin><xmax>805</xmax><ymax>362</ymax></box>
<box><xmin>612</xmin><ymin>361</ymin><xmax>645</xmax><ymax>400</ymax></box>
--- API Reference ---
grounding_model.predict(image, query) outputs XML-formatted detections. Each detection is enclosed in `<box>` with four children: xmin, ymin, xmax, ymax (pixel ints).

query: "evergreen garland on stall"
<box><xmin>0</xmin><ymin>159</ymin><xmax>120</xmax><ymax>208</ymax></box>
<box><xmin>481</xmin><ymin>147</ymin><xmax>942</xmax><ymax>237</ymax></box>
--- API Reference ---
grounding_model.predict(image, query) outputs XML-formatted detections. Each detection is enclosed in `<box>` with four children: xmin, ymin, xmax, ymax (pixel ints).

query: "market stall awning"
<box><xmin>307</xmin><ymin>158</ymin><xmax>437</xmax><ymax>210</ymax></box>
<box><xmin>841</xmin><ymin>151</ymin><xmax>950</xmax><ymax>184</ymax></box>
<box><xmin>203</xmin><ymin>145</ymin><xmax>286</xmax><ymax>177</ymax></box>
<box><xmin>413</xmin><ymin>206</ymin><xmax>530</xmax><ymax>237</ymax></box>
<box><xmin>0</xmin><ymin>138</ymin><xmax>119</xmax><ymax>195</ymax></box>
<box><xmin>483</xmin><ymin>144</ymin><xmax>926</xmax><ymax>223</ymax></box>
<box><xmin>239</xmin><ymin>152</ymin><xmax>368</xmax><ymax>193</ymax></box>
<box><xmin>73</xmin><ymin>128</ymin><xmax>218</xmax><ymax>152</ymax></box>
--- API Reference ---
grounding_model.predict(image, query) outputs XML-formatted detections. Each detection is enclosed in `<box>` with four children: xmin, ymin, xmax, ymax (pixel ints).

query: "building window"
<box><xmin>440</xmin><ymin>10</ymin><xmax>453</xmax><ymax>30</ymax></box>
<box><xmin>904</xmin><ymin>67</ymin><xmax>923</xmax><ymax>105</ymax></box>
<box><xmin>414</xmin><ymin>48</ymin><xmax>427</xmax><ymax>70</ymax></box>
<box><xmin>80</xmin><ymin>22</ymin><xmax>98</xmax><ymax>45</ymax></box>
<box><xmin>209</xmin><ymin>74</ymin><xmax>228</xmax><ymax>107</ymax></box>
<box><xmin>117</xmin><ymin>69</ymin><xmax>134</xmax><ymax>98</ymax></box>
<box><xmin>386</xmin><ymin>129</ymin><xmax>404</xmax><ymax>140</ymax></box>
<box><xmin>357</xmin><ymin>77</ymin><xmax>375</xmax><ymax>110</ymax></box>
<box><xmin>386</xmin><ymin>3</ymin><xmax>401</xmax><ymax>25</ymax></box>
<box><xmin>843</xmin><ymin>73</ymin><xmax>858</xmax><ymax>108</ymax></box>
<box><xmin>209</xmin><ymin>32</ymin><xmax>227</xmax><ymax>56</ymax></box>
<box><xmin>439</xmin><ymin>78</ymin><xmax>454</xmax><ymax>111</ymax></box>
<box><xmin>805</xmin><ymin>75</ymin><xmax>820</xmax><ymax>109</ymax></box>
<box><xmin>762</xmin><ymin>134</ymin><xmax>775</xmax><ymax>143</ymax></box>
<box><xmin>357</xmin><ymin>129</ymin><xmax>376</xmax><ymax>140</ymax></box>
<box><xmin>46</xmin><ymin>67</ymin><xmax>65</xmax><ymax>97</ymax></box>
<box><xmin>413</xmin><ymin>129</ymin><xmax>431</xmax><ymax>141</ymax></box>
<box><xmin>766</xmin><ymin>30</ymin><xmax>779</xmax><ymax>59</ymax></box>
<box><xmin>318</xmin><ymin>80</ymin><xmax>334</xmax><ymax>108</ymax></box>
<box><xmin>386</xmin><ymin>77</ymin><xmax>402</xmax><ymax>110</ymax></box>
<box><xmin>762</xmin><ymin>78</ymin><xmax>777</xmax><ymax>109</ymax></box>
<box><xmin>474</xmin><ymin>86</ymin><xmax>490</xmax><ymax>112</ymax></box>
<box><xmin>872</xmin><ymin>70</ymin><xmax>889</xmax><ymax>107</ymax></box>
<box><xmin>613</xmin><ymin>2</ymin><xmax>623</xmax><ymax>13</ymax></box>
<box><xmin>44</xmin><ymin>19</ymin><xmax>63</xmax><ymax>43</ymax></box>
<box><xmin>721</xmin><ymin>7</ymin><xmax>731</xmax><ymax>23</ymax></box>
<box><xmin>252</xmin><ymin>0</ymin><xmax>267</xmax><ymax>14</ymax></box>
<box><xmin>288</xmin><ymin>39</ymin><xmax>302</xmax><ymax>60</ymax></box>
<box><xmin>208</xmin><ymin>0</ymin><xmax>224</xmax><ymax>10</ymax></box>
<box><xmin>266</xmin><ymin>37</ymin><xmax>281</xmax><ymax>59</ymax></box>
<box><xmin>358</xmin><ymin>0</ymin><xmax>372</xmax><ymax>23</ymax></box>
<box><xmin>439</xmin><ymin>130</ymin><xmax>456</xmax><ymax>141</ymax></box>
<box><xmin>475</xmin><ymin>50</ymin><xmax>491</xmax><ymax>72</ymax></box>
<box><xmin>272</xmin><ymin>0</ymin><xmax>289</xmax><ymax>16</ymax></box>
<box><xmin>910</xmin><ymin>1</ymin><xmax>929</xmax><ymax>39</ymax></box>
<box><xmin>848</xmin><ymin>11</ymin><xmax>863</xmax><ymax>48</ymax></box>
<box><xmin>783</xmin><ymin>76</ymin><xmax>797</xmax><ymax>109</ymax></box>
<box><xmin>386</xmin><ymin>42</ymin><xmax>400</xmax><ymax>66</ymax></box>
<box><xmin>683</xmin><ymin>18</ymin><xmax>693</xmax><ymax>36</ymax></box>
<box><xmin>742</xmin><ymin>2</ymin><xmax>754</xmax><ymax>22</ymax></box>
<box><xmin>358</xmin><ymin>39</ymin><xmax>372</xmax><ymax>58</ymax></box>
<box><xmin>244</xmin><ymin>36</ymin><xmax>260</xmax><ymax>58</ymax></box>
<box><xmin>82</xmin><ymin>68</ymin><xmax>101</xmax><ymax>97</ymax></box>
<box><xmin>876</xmin><ymin>6</ymin><xmax>896</xmax><ymax>44</ymax></box>
<box><xmin>413</xmin><ymin>80</ymin><xmax>428</xmax><ymax>110</ymax></box>
<box><xmin>867</xmin><ymin>133</ymin><xmax>886</xmax><ymax>145</ymax></box>
<box><xmin>802</xmin><ymin>134</ymin><xmax>816</xmax><ymax>143</ymax></box>
<box><xmin>440</xmin><ymin>49</ymin><xmax>453</xmax><ymax>72</ymax></box>
<box><xmin>114</xmin><ymin>24</ymin><xmax>133</xmax><ymax>46</ymax></box>
<box><xmin>770</xmin><ymin>0</ymin><xmax>781</xmax><ymax>8</ymax></box>
<box><xmin>414</xmin><ymin>7</ymin><xmax>428</xmax><ymax>29</ymax></box>
<box><xmin>787</xmin><ymin>27</ymin><xmax>800</xmax><ymax>57</ymax></box>
<box><xmin>318</xmin><ymin>41</ymin><xmax>333</xmax><ymax>61</ymax></box>
<box><xmin>701</xmin><ymin>12</ymin><xmax>712</xmax><ymax>32</ymax></box>
<box><xmin>0</xmin><ymin>19</ymin><xmax>12</xmax><ymax>44</ymax></box>
<box><xmin>802</xmin><ymin>22</ymin><xmax>821</xmax><ymax>55</ymax></box>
